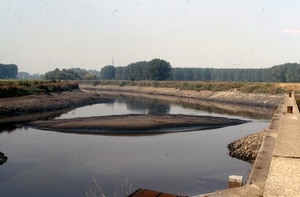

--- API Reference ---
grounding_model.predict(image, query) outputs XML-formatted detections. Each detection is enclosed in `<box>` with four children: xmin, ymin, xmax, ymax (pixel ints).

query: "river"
<box><xmin>0</xmin><ymin>92</ymin><xmax>271</xmax><ymax>196</ymax></box>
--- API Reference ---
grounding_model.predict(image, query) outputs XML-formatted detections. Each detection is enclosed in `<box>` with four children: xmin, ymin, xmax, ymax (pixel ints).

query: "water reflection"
<box><xmin>125</xmin><ymin>96</ymin><xmax>170</xmax><ymax>114</ymax></box>
<box><xmin>0</xmin><ymin>92</ymin><xmax>273</xmax><ymax>134</ymax></box>
<box><xmin>0</xmin><ymin>92</ymin><xmax>270</xmax><ymax>196</ymax></box>
<box><xmin>100</xmin><ymin>92</ymin><xmax>274</xmax><ymax>119</ymax></box>
<box><xmin>179</xmin><ymin>100</ymin><xmax>274</xmax><ymax>119</ymax></box>
<box><xmin>0</xmin><ymin>123</ymin><xmax>17</xmax><ymax>133</ymax></box>
<box><xmin>0</xmin><ymin>151</ymin><xmax>7</xmax><ymax>165</ymax></box>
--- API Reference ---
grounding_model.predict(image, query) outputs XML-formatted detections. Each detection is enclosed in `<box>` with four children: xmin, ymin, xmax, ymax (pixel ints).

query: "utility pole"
<box><xmin>112</xmin><ymin>56</ymin><xmax>114</xmax><ymax>66</ymax></box>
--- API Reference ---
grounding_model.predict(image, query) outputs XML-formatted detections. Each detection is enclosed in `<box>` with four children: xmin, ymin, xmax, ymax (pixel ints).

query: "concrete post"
<box><xmin>228</xmin><ymin>175</ymin><xmax>243</xmax><ymax>188</ymax></box>
<box><xmin>287</xmin><ymin>106</ymin><xmax>293</xmax><ymax>114</ymax></box>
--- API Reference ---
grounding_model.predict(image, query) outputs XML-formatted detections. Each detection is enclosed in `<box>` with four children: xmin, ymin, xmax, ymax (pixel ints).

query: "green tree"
<box><xmin>115</xmin><ymin>66</ymin><xmax>128</xmax><ymax>80</ymax></box>
<box><xmin>270</xmin><ymin>64</ymin><xmax>287</xmax><ymax>82</ymax></box>
<box><xmin>18</xmin><ymin>72</ymin><xmax>43</xmax><ymax>80</ymax></box>
<box><xmin>171</xmin><ymin>68</ymin><xmax>184</xmax><ymax>80</ymax></box>
<box><xmin>44</xmin><ymin>68</ymin><xmax>81</xmax><ymax>80</ymax></box>
<box><xmin>18</xmin><ymin>72</ymin><xmax>31</xmax><ymax>79</ymax></box>
<box><xmin>100</xmin><ymin>65</ymin><xmax>115</xmax><ymax>80</ymax></box>
<box><xmin>147</xmin><ymin>59</ymin><xmax>172</xmax><ymax>80</ymax></box>
<box><xmin>0</xmin><ymin>64</ymin><xmax>18</xmax><ymax>79</ymax></box>
<box><xmin>88</xmin><ymin>70</ymin><xmax>101</xmax><ymax>79</ymax></box>
<box><xmin>285</xmin><ymin>63</ymin><xmax>300</xmax><ymax>82</ymax></box>
<box><xmin>201</xmin><ymin>68</ymin><xmax>211</xmax><ymax>81</ymax></box>
<box><xmin>183</xmin><ymin>68</ymin><xmax>194</xmax><ymax>81</ymax></box>
<box><xmin>127</xmin><ymin>61</ymin><xmax>148</xmax><ymax>80</ymax></box>
<box><xmin>71</xmin><ymin>68</ymin><xmax>96</xmax><ymax>80</ymax></box>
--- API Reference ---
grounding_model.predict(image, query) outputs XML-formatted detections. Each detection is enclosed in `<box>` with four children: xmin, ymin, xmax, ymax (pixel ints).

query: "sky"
<box><xmin>1</xmin><ymin>0</ymin><xmax>300</xmax><ymax>74</ymax></box>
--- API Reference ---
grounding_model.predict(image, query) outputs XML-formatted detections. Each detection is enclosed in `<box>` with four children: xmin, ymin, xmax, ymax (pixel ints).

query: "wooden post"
<box><xmin>288</xmin><ymin>92</ymin><xmax>292</xmax><ymax>97</ymax></box>
<box><xmin>287</xmin><ymin>106</ymin><xmax>293</xmax><ymax>114</ymax></box>
<box><xmin>228</xmin><ymin>175</ymin><xmax>243</xmax><ymax>188</ymax></box>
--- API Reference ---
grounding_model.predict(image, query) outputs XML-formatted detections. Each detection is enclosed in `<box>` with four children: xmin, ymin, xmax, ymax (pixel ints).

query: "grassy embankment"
<box><xmin>81</xmin><ymin>80</ymin><xmax>300</xmax><ymax>94</ymax></box>
<box><xmin>0</xmin><ymin>80</ymin><xmax>79</xmax><ymax>98</ymax></box>
<box><xmin>2</xmin><ymin>79</ymin><xmax>300</xmax><ymax>99</ymax></box>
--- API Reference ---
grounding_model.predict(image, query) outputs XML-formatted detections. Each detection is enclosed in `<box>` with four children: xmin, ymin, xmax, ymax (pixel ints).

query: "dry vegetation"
<box><xmin>81</xmin><ymin>80</ymin><xmax>300</xmax><ymax>95</ymax></box>
<box><xmin>0</xmin><ymin>80</ymin><xmax>79</xmax><ymax>98</ymax></box>
<box><xmin>3</xmin><ymin>79</ymin><xmax>300</xmax><ymax>99</ymax></box>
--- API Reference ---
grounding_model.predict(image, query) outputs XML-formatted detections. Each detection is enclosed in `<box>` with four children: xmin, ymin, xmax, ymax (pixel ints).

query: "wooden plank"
<box><xmin>128</xmin><ymin>188</ymin><xmax>187</xmax><ymax>197</ymax></box>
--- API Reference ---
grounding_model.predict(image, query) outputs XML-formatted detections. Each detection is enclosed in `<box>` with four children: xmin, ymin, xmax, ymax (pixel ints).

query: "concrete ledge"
<box><xmin>192</xmin><ymin>182</ymin><xmax>265</xmax><ymax>197</ymax></box>
<box><xmin>246</xmin><ymin>110</ymin><xmax>281</xmax><ymax>185</ymax></box>
<box><xmin>264</xmin><ymin>93</ymin><xmax>300</xmax><ymax>196</ymax></box>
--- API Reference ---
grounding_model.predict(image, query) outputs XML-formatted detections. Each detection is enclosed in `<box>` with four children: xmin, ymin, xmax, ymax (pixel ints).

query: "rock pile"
<box><xmin>0</xmin><ymin>151</ymin><xmax>7</xmax><ymax>165</ymax></box>
<box><xmin>227</xmin><ymin>130</ymin><xmax>266</xmax><ymax>163</ymax></box>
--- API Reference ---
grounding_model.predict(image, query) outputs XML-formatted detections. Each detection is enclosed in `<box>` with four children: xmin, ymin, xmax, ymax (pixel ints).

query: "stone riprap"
<box><xmin>80</xmin><ymin>84</ymin><xmax>284</xmax><ymax>108</ymax></box>
<box><xmin>0</xmin><ymin>151</ymin><xmax>7</xmax><ymax>165</ymax></box>
<box><xmin>227</xmin><ymin>130</ymin><xmax>266</xmax><ymax>163</ymax></box>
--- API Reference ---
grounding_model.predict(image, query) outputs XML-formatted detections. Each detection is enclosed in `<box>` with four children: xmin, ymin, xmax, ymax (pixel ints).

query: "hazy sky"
<box><xmin>1</xmin><ymin>0</ymin><xmax>300</xmax><ymax>74</ymax></box>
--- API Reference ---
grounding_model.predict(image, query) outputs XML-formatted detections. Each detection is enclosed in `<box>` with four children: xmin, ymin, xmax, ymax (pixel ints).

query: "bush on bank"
<box><xmin>0</xmin><ymin>80</ymin><xmax>79</xmax><ymax>98</ymax></box>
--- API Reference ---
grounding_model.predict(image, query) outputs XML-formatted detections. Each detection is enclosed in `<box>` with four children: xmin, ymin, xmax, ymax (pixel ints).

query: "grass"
<box><xmin>85</xmin><ymin>176</ymin><xmax>105</xmax><ymax>197</ymax></box>
<box><xmin>0</xmin><ymin>80</ymin><xmax>79</xmax><ymax>98</ymax></box>
<box><xmin>79</xmin><ymin>80</ymin><xmax>300</xmax><ymax>94</ymax></box>
<box><xmin>85</xmin><ymin>176</ymin><xmax>132</xmax><ymax>197</ymax></box>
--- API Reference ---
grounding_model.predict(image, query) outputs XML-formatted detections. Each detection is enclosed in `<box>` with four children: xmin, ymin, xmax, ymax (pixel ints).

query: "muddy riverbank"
<box><xmin>0</xmin><ymin>90</ymin><xmax>111</xmax><ymax>123</ymax></box>
<box><xmin>80</xmin><ymin>84</ymin><xmax>284</xmax><ymax>108</ymax></box>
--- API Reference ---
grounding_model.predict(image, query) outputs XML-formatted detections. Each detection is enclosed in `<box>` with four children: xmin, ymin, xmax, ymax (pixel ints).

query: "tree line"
<box><xmin>2</xmin><ymin>61</ymin><xmax>300</xmax><ymax>83</ymax></box>
<box><xmin>98</xmin><ymin>62</ymin><xmax>300</xmax><ymax>83</ymax></box>
<box><xmin>44</xmin><ymin>68</ymin><xmax>100</xmax><ymax>80</ymax></box>
<box><xmin>44</xmin><ymin>58</ymin><xmax>172</xmax><ymax>81</ymax></box>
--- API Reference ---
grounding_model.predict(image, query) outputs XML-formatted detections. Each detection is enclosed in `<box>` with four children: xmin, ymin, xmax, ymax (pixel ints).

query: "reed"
<box><xmin>85</xmin><ymin>177</ymin><xmax>132</xmax><ymax>197</ymax></box>
<box><xmin>85</xmin><ymin>176</ymin><xmax>105</xmax><ymax>197</ymax></box>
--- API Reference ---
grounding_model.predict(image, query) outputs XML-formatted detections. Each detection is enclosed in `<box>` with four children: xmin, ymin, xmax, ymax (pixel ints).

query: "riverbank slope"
<box><xmin>0</xmin><ymin>90</ymin><xmax>111</xmax><ymax>123</ymax></box>
<box><xmin>80</xmin><ymin>84</ymin><xmax>283</xmax><ymax>108</ymax></box>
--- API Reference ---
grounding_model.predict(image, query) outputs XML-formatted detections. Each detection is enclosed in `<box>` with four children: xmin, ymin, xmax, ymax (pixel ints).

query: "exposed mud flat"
<box><xmin>19</xmin><ymin>114</ymin><xmax>248</xmax><ymax>135</ymax></box>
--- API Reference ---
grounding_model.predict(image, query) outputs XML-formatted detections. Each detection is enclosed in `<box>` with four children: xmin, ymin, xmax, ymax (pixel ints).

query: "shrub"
<box><xmin>93</xmin><ymin>80</ymin><xmax>100</xmax><ymax>86</ymax></box>
<box><xmin>153</xmin><ymin>81</ymin><xmax>159</xmax><ymax>87</ymax></box>
<box><xmin>0</xmin><ymin>80</ymin><xmax>80</xmax><ymax>98</ymax></box>
<box><xmin>120</xmin><ymin>81</ymin><xmax>126</xmax><ymax>87</ymax></box>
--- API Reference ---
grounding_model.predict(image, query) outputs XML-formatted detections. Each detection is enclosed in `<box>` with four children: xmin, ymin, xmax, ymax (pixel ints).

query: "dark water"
<box><xmin>0</xmin><ymin>92</ymin><xmax>270</xmax><ymax>196</ymax></box>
